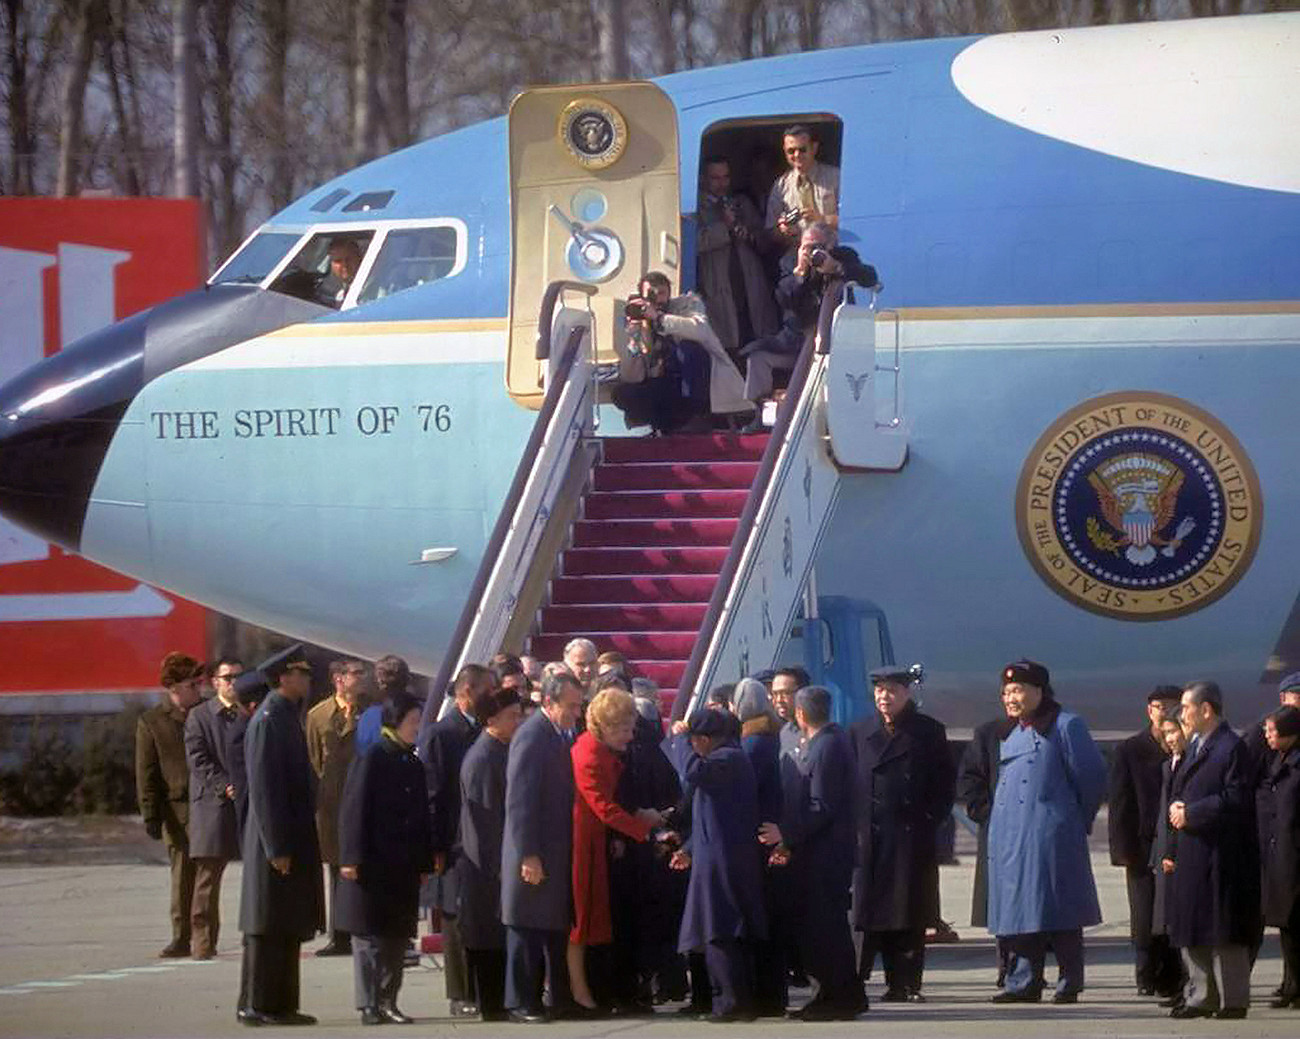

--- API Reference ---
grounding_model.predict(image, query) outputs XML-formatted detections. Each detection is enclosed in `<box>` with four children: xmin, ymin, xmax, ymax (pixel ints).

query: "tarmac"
<box><xmin>0</xmin><ymin>843</ymin><xmax>1294</xmax><ymax>1038</ymax></box>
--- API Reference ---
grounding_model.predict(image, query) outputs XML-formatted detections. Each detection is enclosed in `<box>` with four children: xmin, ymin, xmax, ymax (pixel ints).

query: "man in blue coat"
<box><xmin>987</xmin><ymin>660</ymin><xmax>1105</xmax><ymax>1005</ymax></box>
<box><xmin>1166</xmin><ymin>680</ymin><xmax>1260</xmax><ymax>1020</ymax></box>
<box><xmin>760</xmin><ymin>686</ymin><xmax>866</xmax><ymax>1019</ymax></box>
<box><xmin>665</xmin><ymin>708</ymin><xmax>767</xmax><ymax>1022</ymax></box>
<box><xmin>501</xmin><ymin>671</ymin><xmax>583</xmax><ymax>1023</ymax></box>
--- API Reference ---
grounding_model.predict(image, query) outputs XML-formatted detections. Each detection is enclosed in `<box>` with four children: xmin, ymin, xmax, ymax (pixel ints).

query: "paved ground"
<box><xmin>0</xmin><ymin>849</ymin><xmax>1294</xmax><ymax>1038</ymax></box>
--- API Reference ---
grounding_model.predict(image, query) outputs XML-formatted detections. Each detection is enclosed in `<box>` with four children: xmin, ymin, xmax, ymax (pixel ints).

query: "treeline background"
<box><xmin>2</xmin><ymin>0</ymin><xmax>1294</xmax><ymax>267</ymax></box>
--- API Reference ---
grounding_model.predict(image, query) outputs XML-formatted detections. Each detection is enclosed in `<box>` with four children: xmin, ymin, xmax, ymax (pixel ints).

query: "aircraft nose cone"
<box><xmin>0</xmin><ymin>311</ymin><xmax>146</xmax><ymax>551</ymax></box>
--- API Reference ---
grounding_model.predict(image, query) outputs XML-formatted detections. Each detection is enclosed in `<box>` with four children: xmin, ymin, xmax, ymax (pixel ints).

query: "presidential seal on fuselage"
<box><xmin>558</xmin><ymin>98</ymin><xmax>628</xmax><ymax>170</ymax></box>
<box><xmin>1015</xmin><ymin>392</ymin><xmax>1262</xmax><ymax>621</ymax></box>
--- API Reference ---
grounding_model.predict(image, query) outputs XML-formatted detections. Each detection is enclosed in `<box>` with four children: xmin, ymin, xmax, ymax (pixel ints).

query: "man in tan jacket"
<box><xmin>306</xmin><ymin>658</ymin><xmax>368</xmax><ymax>955</ymax></box>
<box><xmin>136</xmin><ymin>652</ymin><xmax>204</xmax><ymax>957</ymax></box>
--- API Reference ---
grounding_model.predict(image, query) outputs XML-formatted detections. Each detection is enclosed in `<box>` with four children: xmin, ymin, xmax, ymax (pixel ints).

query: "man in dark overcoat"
<box><xmin>665</xmin><ymin>709</ymin><xmax>767</xmax><ymax>1022</ymax></box>
<box><xmin>760</xmin><ymin>685</ymin><xmax>865</xmax><ymax>1019</ymax></box>
<box><xmin>184</xmin><ymin>657</ymin><xmax>245</xmax><ymax>958</ymax></box>
<box><xmin>238</xmin><ymin>645</ymin><xmax>325</xmax><ymax>1026</ymax></box>
<box><xmin>501</xmin><ymin>671</ymin><xmax>583</xmax><ymax>1023</ymax></box>
<box><xmin>420</xmin><ymin>663</ymin><xmax>489</xmax><ymax>1015</ymax></box>
<box><xmin>1257</xmin><ymin>706</ymin><xmax>1300</xmax><ymax>1008</ymax></box>
<box><xmin>1108</xmin><ymin>684</ymin><xmax>1184</xmax><ymax>996</ymax></box>
<box><xmin>851</xmin><ymin>667</ymin><xmax>955</xmax><ymax>1001</ymax></box>
<box><xmin>1167</xmin><ymin>681</ymin><xmax>1260</xmax><ymax>1020</ymax></box>
<box><xmin>136</xmin><ymin>652</ymin><xmax>204</xmax><ymax>958</ymax></box>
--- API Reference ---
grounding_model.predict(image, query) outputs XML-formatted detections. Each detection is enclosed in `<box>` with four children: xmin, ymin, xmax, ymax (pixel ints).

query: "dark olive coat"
<box><xmin>184</xmin><ymin>696</ymin><xmax>242</xmax><ymax>860</ymax></box>
<box><xmin>955</xmin><ymin>718</ymin><xmax>1003</xmax><ymax>927</ymax></box>
<box><xmin>456</xmin><ymin>732</ymin><xmax>510</xmax><ymax>950</ymax></box>
<box><xmin>1166</xmin><ymin>722</ymin><xmax>1261</xmax><ymax>949</ymax></box>
<box><xmin>238</xmin><ymin>691</ymin><xmax>325</xmax><ymax>940</ymax></box>
<box><xmin>664</xmin><ymin>733</ymin><xmax>767</xmax><ymax>952</ymax></box>
<box><xmin>1108</xmin><ymin>727</ymin><xmax>1169</xmax><ymax>868</ymax></box>
<box><xmin>304</xmin><ymin>695</ymin><xmax>357</xmax><ymax>866</ymax></box>
<box><xmin>850</xmin><ymin>704</ymin><xmax>955</xmax><ymax>932</ymax></box>
<box><xmin>335</xmin><ymin>735</ymin><xmax>434</xmax><ymax>939</ymax></box>
<box><xmin>135</xmin><ymin>701</ymin><xmax>191</xmax><ymax>850</ymax></box>
<box><xmin>1256</xmin><ymin>746</ymin><xmax>1300</xmax><ymax>927</ymax></box>
<box><xmin>501</xmin><ymin>711</ymin><xmax>574</xmax><ymax>932</ymax></box>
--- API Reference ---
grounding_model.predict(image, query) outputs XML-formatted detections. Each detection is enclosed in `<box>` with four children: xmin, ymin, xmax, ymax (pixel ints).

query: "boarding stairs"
<box><xmin>430</xmin><ymin>278</ymin><xmax>906</xmax><ymax>720</ymax></box>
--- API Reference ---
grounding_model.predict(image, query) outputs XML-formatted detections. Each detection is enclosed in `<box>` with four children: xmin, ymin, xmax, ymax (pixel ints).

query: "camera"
<box><xmin>624</xmin><ymin>297</ymin><xmax>650</xmax><ymax>321</ymax></box>
<box><xmin>808</xmin><ymin>247</ymin><xmax>830</xmax><ymax>268</ymax></box>
<box><xmin>778</xmin><ymin>206</ymin><xmax>803</xmax><ymax>228</ymax></box>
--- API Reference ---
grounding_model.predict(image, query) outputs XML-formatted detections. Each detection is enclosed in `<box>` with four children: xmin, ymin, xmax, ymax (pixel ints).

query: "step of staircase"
<box><xmin>571</xmin><ymin>518</ymin><xmax>739</xmax><ymax>548</ymax></box>
<box><xmin>531</xmin><ymin>631</ymin><xmax>697</xmax><ymax>661</ymax></box>
<box><xmin>551</xmin><ymin>574</ymin><xmax>719</xmax><ymax>605</ymax></box>
<box><xmin>584</xmin><ymin>489</ymin><xmax>750</xmax><ymax>520</ymax></box>
<box><xmin>601</xmin><ymin>433</ymin><xmax>769</xmax><ymax>463</ymax></box>
<box><xmin>539</xmin><ymin>603</ymin><xmax>708</xmax><ymax>633</ymax></box>
<box><xmin>593</xmin><ymin>461</ymin><xmax>759</xmax><ymax>492</ymax></box>
<box><xmin>560</xmin><ymin>547</ymin><xmax>729</xmax><ymax>576</ymax></box>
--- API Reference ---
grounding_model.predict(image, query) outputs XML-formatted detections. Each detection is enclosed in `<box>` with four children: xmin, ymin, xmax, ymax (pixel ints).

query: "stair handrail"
<box><xmin>420</xmin><ymin>281</ymin><xmax>596</xmax><ymax>732</ymax></box>
<box><xmin>671</xmin><ymin>279</ymin><xmax>846</xmax><ymax>721</ymax></box>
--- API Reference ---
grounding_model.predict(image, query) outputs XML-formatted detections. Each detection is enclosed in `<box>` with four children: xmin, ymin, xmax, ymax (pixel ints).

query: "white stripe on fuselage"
<box><xmin>952</xmin><ymin>14</ymin><xmax>1300</xmax><ymax>194</ymax></box>
<box><xmin>180</xmin><ymin>318</ymin><xmax>509</xmax><ymax>371</ymax></box>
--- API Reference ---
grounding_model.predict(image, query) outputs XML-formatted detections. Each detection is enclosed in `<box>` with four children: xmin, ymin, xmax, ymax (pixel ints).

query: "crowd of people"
<box><xmin>611</xmin><ymin>125</ymin><xmax>878</xmax><ymax>436</ymax></box>
<box><xmin>132</xmin><ymin>641</ymin><xmax>1300</xmax><ymax>1027</ymax></box>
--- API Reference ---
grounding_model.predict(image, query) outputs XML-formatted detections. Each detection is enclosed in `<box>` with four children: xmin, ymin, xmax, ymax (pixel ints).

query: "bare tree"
<box><xmin>384</xmin><ymin>0</ymin><xmax>410</xmax><ymax>149</ymax></box>
<box><xmin>261</xmin><ymin>0</ymin><xmax>292</xmax><ymax>208</ymax></box>
<box><xmin>55</xmin><ymin>0</ymin><xmax>97</xmax><ymax>196</ymax></box>
<box><xmin>173</xmin><ymin>0</ymin><xmax>199</xmax><ymax>196</ymax></box>
<box><xmin>595</xmin><ymin>0</ymin><xmax>629</xmax><ymax>79</ymax></box>
<box><xmin>205</xmin><ymin>0</ymin><xmax>241</xmax><ymax>256</ymax></box>
<box><xmin>352</xmin><ymin>0</ymin><xmax>383</xmax><ymax>163</ymax></box>
<box><xmin>2</xmin><ymin>0</ymin><xmax>34</xmax><ymax>193</ymax></box>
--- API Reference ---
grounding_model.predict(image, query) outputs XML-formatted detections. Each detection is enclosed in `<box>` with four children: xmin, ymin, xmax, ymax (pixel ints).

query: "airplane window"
<box><xmin>211</xmin><ymin>232</ymin><xmax>301</xmax><ymax>285</ymax></box>
<box><xmin>356</xmin><ymin>226</ymin><xmax>459</xmax><ymax>303</ymax></box>
<box><xmin>266</xmin><ymin>230</ymin><xmax>375</xmax><ymax>309</ymax></box>
<box><xmin>311</xmin><ymin>188</ymin><xmax>351</xmax><ymax>213</ymax></box>
<box><xmin>343</xmin><ymin>190</ymin><xmax>395</xmax><ymax>213</ymax></box>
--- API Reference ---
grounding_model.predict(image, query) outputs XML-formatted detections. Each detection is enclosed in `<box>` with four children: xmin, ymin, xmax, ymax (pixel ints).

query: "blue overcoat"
<box><xmin>500</xmin><ymin>710</ymin><xmax>574</xmax><ymax>932</ymax></box>
<box><xmin>987</xmin><ymin>701</ymin><xmax>1105</xmax><ymax>935</ymax></box>
<box><xmin>664</xmin><ymin>734</ymin><xmax>767</xmax><ymax>951</ymax></box>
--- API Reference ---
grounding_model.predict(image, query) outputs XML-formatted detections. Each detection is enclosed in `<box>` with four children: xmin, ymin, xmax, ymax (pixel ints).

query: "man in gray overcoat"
<box><xmin>238</xmin><ymin>645</ymin><xmax>325</xmax><ymax>1026</ymax></box>
<box><xmin>697</xmin><ymin>157</ymin><xmax>778</xmax><ymax>356</ymax></box>
<box><xmin>987</xmin><ymin>659</ymin><xmax>1106</xmax><ymax>1005</ymax></box>
<box><xmin>501</xmin><ymin>671</ymin><xmax>583</xmax><ymax>1023</ymax></box>
<box><xmin>183</xmin><ymin>657</ymin><xmax>245</xmax><ymax>958</ymax></box>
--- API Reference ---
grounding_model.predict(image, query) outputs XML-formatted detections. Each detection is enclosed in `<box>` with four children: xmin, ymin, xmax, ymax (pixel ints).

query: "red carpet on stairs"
<box><xmin>527</xmin><ymin>433</ymin><xmax>768</xmax><ymax>707</ymax></box>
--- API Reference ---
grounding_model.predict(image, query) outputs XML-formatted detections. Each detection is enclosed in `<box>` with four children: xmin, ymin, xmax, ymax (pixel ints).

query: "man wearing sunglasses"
<box><xmin>766</xmin><ymin>125</ymin><xmax>840</xmax><ymax>249</ymax></box>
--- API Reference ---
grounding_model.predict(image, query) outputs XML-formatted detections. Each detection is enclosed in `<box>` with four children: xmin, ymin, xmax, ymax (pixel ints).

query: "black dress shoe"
<box><xmin>360</xmin><ymin>1007</ymin><xmax>384</xmax><ymax>1026</ymax></box>
<box><xmin>1213</xmin><ymin>1007</ymin><xmax>1247</xmax><ymax>1019</ymax></box>
<box><xmin>1052</xmin><ymin>991</ymin><xmax>1080</xmax><ymax>1004</ymax></box>
<box><xmin>558</xmin><ymin>1003</ymin><xmax>604</xmax><ymax>1020</ymax></box>
<box><xmin>449</xmin><ymin>999</ymin><xmax>479</xmax><ymax>1017</ymax></box>
<box><xmin>315</xmin><ymin>940</ymin><xmax>351</xmax><ymax>957</ymax></box>
<box><xmin>159</xmin><ymin>940</ymin><xmax>191</xmax><ymax>958</ymax></box>
<box><xmin>1137</xmin><ymin>985</ymin><xmax>1155</xmax><ymax>996</ymax></box>
<box><xmin>236</xmin><ymin>1009</ymin><xmax>268</xmax><ymax>1027</ymax></box>
<box><xmin>379</xmin><ymin>1006</ymin><xmax>414</xmax><ymax>1024</ymax></box>
<box><xmin>1269</xmin><ymin>996</ymin><xmax>1298</xmax><ymax>1009</ymax></box>
<box><xmin>794</xmin><ymin>1000</ymin><xmax>862</xmax><ymax>1021</ymax></box>
<box><xmin>992</xmin><ymin>988</ymin><xmax>1043</xmax><ymax>1004</ymax></box>
<box><xmin>1159</xmin><ymin>995</ymin><xmax>1185</xmax><ymax>1008</ymax></box>
<box><xmin>881</xmin><ymin>989</ymin><xmax>909</xmax><ymax>1003</ymax></box>
<box><xmin>1170</xmin><ymin>1005</ymin><xmax>1215</xmax><ymax>1019</ymax></box>
<box><xmin>507</xmin><ymin>1008</ymin><xmax>548</xmax><ymax>1024</ymax></box>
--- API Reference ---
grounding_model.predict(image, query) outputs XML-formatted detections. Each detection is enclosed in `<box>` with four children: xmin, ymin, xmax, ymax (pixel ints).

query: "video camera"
<box><xmin>624</xmin><ymin>297</ymin><xmax>652</xmax><ymax>321</ymax></box>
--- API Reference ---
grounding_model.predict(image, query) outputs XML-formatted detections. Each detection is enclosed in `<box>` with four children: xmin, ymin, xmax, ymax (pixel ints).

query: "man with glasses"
<box><xmin>136</xmin><ymin>652</ymin><xmax>205</xmax><ymax>957</ymax></box>
<box><xmin>184</xmin><ymin>657</ymin><xmax>246</xmax><ymax>958</ymax></box>
<box><xmin>307</xmin><ymin>658</ymin><xmax>370</xmax><ymax>957</ymax></box>
<box><xmin>766</xmin><ymin>125</ymin><xmax>840</xmax><ymax>253</ymax></box>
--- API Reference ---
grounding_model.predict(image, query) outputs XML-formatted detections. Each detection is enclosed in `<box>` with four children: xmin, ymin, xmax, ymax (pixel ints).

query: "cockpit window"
<box><xmin>356</xmin><ymin>227</ymin><xmax>459</xmax><ymax>303</ymax></box>
<box><xmin>266</xmin><ymin>230</ymin><xmax>375</xmax><ymax>309</ymax></box>
<box><xmin>211</xmin><ymin>232</ymin><xmax>301</xmax><ymax>285</ymax></box>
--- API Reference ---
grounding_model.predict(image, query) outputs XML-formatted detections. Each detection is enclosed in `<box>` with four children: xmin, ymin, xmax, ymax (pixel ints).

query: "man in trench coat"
<box><xmin>1107</xmin><ymin>684</ymin><xmax>1185</xmax><ymax>996</ymax></box>
<box><xmin>238</xmin><ymin>645</ymin><xmax>325</xmax><ymax>1026</ymax></box>
<box><xmin>1166</xmin><ymin>681</ymin><xmax>1261</xmax><ymax>1019</ymax></box>
<box><xmin>851</xmin><ymin>668</ymin><xmax>955</xmax><ymax>1001</ymax></box>
<box><xmin>184</xmin><ymin>657</ymin><xmax>245</xmax><ymax>958</ymax></box>
<box><xmin>501</xmin><ymin>671</ymin><xmax>583</xmax><ymax>1022</ymax></box>
<box><xmin>987</xmin><ymin>660</ymin><xmax>1106</xmax><ymax>1004</ymax></box>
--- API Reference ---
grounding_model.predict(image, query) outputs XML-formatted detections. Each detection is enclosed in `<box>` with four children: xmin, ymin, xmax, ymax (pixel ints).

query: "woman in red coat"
<box><xmin>568</xmin><ymin>687</ymin><xmax>662</xmax><ymax>1010</ymax></box>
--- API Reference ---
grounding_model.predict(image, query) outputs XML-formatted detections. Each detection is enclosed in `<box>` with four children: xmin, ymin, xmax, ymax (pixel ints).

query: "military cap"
<box><xmin>1148</xmin><ymin>684</ymin><xmax>1184</xmax><ymax>704</ymax></box>
<box><xmin>1278</xmin><ymin>671</ymin><xmax>1300</xmax><ymax>696</ymax></box>
<box><xmin>687</xmin><ymin>707</ymin><xmax>733</xmax><ymax>740</ymax></box>
<box><xmin>1002</xmin><ymin>658</ymin><xmax>1050</xmax><ymax>691</ymax></box>
<box><xmin>160</xmin><ymin>651</ymin><xmax>204</xmax><ymax>688</ymax></box>
<box><xmin>870</xmin><ymin>663</ymin><xmax>924</xmax><ymax>687</ymax></box>
<box><xmin>260</xmin><ymin>643</ymin><xmax>310</xmax><ymax>683</ymax></box>
<box><xmin>232</xmin><ymin>669</ymin><xmax>272</xmax><ymax>706</ymax></box>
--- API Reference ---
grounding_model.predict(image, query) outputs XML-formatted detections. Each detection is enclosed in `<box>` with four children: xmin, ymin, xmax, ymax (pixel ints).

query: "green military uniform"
<box><xmin>136</xmin><ymin>701</ymin><xmax>195</xmax><ymax>951</ymax></box>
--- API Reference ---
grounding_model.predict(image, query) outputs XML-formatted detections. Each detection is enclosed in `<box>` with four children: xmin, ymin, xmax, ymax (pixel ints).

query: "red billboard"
<box><xmin>0</xmin><ymin>198</ymin><xmax>209</xmax><ymax>694</ymax></box>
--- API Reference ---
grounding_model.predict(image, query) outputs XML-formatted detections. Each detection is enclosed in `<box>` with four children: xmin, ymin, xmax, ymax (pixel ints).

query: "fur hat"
<box><xmin>160</xmin><ymin>652</ymin><xmax>204</xmax><ymax>688</ymax></box>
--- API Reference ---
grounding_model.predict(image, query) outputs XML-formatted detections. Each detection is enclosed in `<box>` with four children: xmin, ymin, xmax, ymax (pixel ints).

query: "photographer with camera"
<box><xmin>739</xmin><ymin>223</ymin><xmax>877</xmax><ymax>429</ymax></box>
<box><xmin>612</xmin><ymin>271</ymin><xmax>749</xmax><ymax>436</ymax></box>
<box><xmin>697</xmin><ymin>157</ymin><xmax>778</xmax><ymax>356</ymax></box>
<box><xmin>766</xmin><ymin>126</ymin><xmax>840</xmax><ymax>255</ymax></box>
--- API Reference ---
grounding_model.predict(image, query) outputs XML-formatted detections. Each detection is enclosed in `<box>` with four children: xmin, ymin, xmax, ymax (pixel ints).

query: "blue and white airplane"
<box><xmin>0</xmin><ymin>14</ymin><xmax>1297</xmax><ymax>728</ymax></box>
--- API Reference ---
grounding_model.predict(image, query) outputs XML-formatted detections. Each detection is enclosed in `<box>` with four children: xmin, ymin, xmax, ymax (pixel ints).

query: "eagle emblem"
<box><xmin>845</xmin><ymin>370</ymin><xmax>870</xmax><ymax>402</ymax></box>
<box><xmin>1085</xmin><ymin>453</ymin><xmax>1195</xmax><ymax>566</ymax></box>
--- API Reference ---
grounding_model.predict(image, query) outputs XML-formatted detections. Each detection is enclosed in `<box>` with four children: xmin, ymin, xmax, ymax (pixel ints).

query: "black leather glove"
<box><xmin>145</xmin><ymin>819</ymin><xmax>163</xmax><ymax>841</ymax></box>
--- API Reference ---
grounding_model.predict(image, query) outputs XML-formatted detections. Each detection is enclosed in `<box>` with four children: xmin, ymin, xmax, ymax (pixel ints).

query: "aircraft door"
<box><xmin>507</xmin><ymin>83</ymin><xmax>680</xmax><ymax>407</ymax></box>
